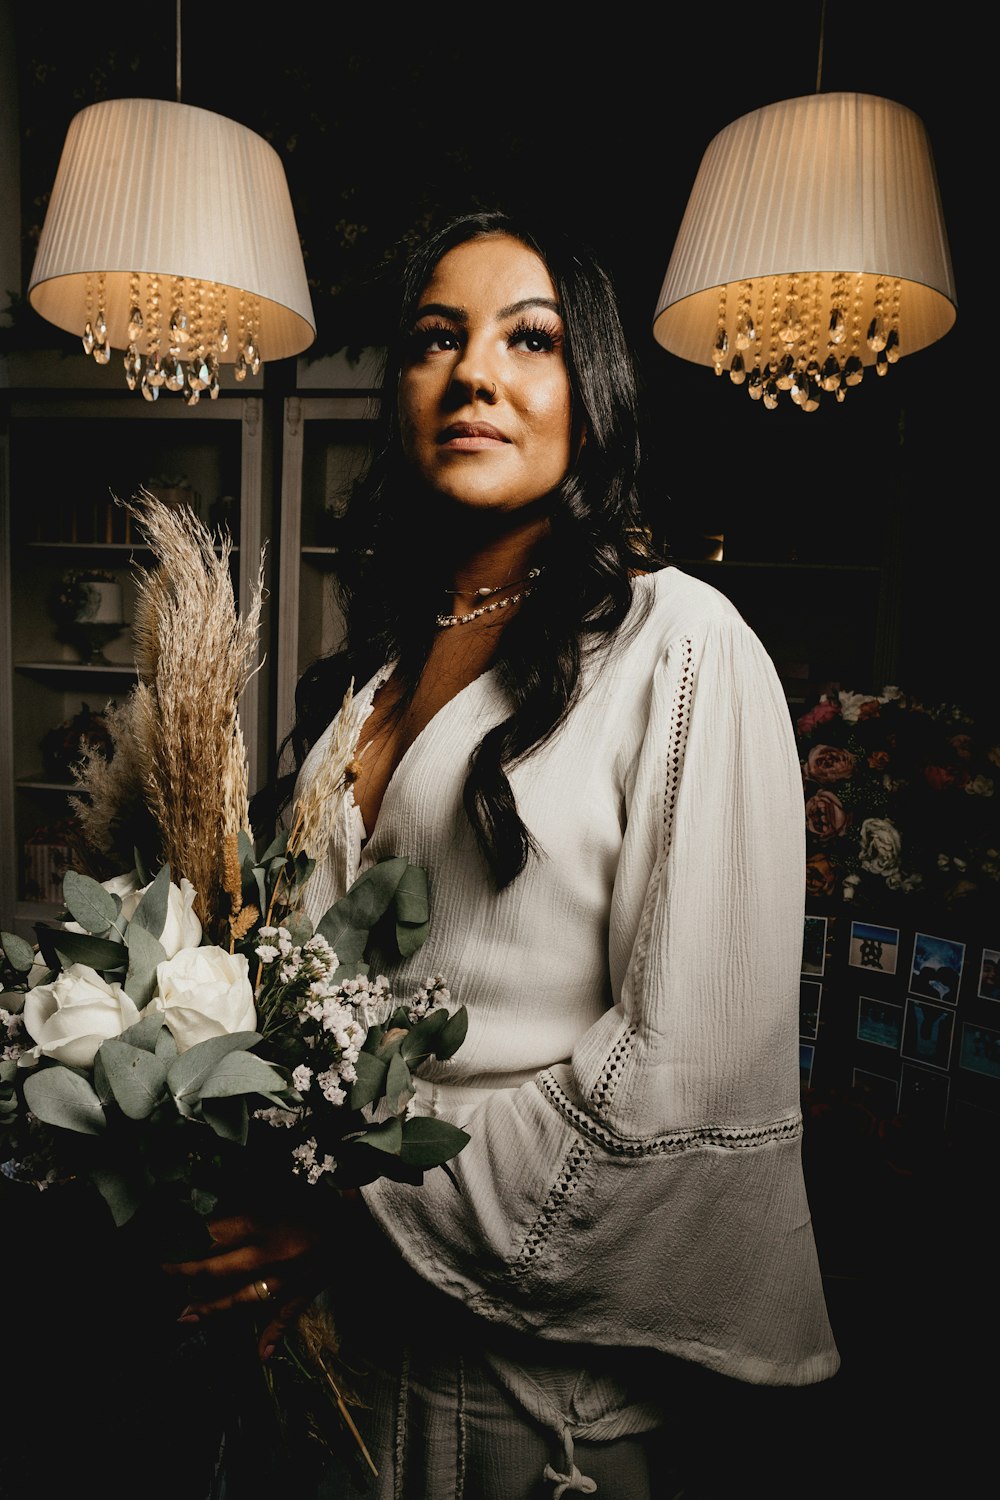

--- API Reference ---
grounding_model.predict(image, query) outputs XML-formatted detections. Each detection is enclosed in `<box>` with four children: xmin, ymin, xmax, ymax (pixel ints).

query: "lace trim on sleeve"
<box><xmin>587</xmin><ymin>635</ymin><xmax>695</xmax><ymax>1121</ymax></box>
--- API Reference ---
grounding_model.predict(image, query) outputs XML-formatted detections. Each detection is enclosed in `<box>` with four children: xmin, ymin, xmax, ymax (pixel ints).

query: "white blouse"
<box><xmin>296</xmin><ymin>566</ymin><xmax>840</xmax><ymax>1396</ymax></box>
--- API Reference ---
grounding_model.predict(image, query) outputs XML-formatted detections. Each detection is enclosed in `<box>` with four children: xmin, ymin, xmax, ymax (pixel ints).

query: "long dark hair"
<box><xmin>278</xmin><ymin>210</ymin><xmax>658</xmax><ymax>886</ymax></box>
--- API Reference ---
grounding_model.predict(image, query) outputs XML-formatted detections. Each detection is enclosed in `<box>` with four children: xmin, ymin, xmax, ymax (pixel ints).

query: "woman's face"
<box><xmin>398</xmin><ymin>233</ymin><xmax>575</xmax><ymax>514</ymax></box>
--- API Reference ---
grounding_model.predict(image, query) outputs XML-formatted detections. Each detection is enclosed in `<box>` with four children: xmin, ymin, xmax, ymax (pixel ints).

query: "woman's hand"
<box><xmin>161</xmin><ymin>1188</ymin><xmax>360</xmax><ymax>1361</ymax></box>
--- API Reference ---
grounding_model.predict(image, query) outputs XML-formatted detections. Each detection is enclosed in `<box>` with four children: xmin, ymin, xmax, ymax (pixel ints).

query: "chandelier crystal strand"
<box><xmin>82</xmin><ymin>274</ymin><xmax>95</xmax><ymax>356</ymax></box>
<box><xmin>93</xmin><ymin>273</ymin><xmax>110</xmax><ymax>364</ymax></box>
<box><xmin>712</xmin><ymin>287</ymin><xmax>728</xmax><ymax>375</ymax></box>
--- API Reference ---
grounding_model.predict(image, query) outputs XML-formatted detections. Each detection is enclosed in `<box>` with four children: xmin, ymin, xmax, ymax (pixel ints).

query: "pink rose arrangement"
<box><xmin>795</xmin><ymin>685</ymin><xmax>1000</xmax><ymax>913</ymax></box>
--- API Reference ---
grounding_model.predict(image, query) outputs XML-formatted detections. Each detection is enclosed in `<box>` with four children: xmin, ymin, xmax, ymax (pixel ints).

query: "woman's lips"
<box><xmin>437</xmin><ymin>422</ymin><xmax>509</xmax><ymax>450</ymax></box>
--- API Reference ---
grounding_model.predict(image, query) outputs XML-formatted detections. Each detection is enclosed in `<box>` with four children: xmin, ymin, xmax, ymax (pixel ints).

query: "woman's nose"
<box><xmin>448</xmin><ymin>342</ymin><xmax>499</xmax><ymax>403</ymax></box>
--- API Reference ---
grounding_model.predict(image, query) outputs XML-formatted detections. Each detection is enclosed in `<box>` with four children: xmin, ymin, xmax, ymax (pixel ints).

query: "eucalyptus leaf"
<box><xmin>23</xmin><ymin>1065</ymin><xmax>106</xmax><ymax>1135</ymax></box>
<box><xmin>396</xmin><ymin>915</ymin><xmax>430</xmax><ymax>958</ymax></box>
<box><xmin>436</xmin><ymin>1006</ymin><xmax>469</xmax><ymax>1061</ymax></box>
<box><xmin>199</xmin><ymin>1049</ymin><xmax>291</xmax><ymax>1102</ymax></box>
<box><xmin>1</xmin><ymin>930</ymin><xmax>35</xmax><ymax>973</ymax></box>
<box><xmin>349</xmin><ymin>1049</ymin><xmax>387</xmax><ymax>1110</ymax></box>
<box><xmin>399</xmin><ymin>1006</ymin><xmax>449</xmax><ymax>1062</ymax></box>
<box><xmin>134</xmin><ymin>846</ymin><xmax>151</xmax><ymax>887</ymax></box>
<box><xmin>354</xmin><ymin>1115</ymin><xmax>403</xmax><ymax>1155</ymax></box>
<box><xmin>258</xmin><ymin>831</ymin><xmax>288</xmax><ymax>864</ymax></box>
<box><xmin>237</xmin><ymin>829</ymin><xmax>256</xmax><ymax>866</ymax></box>
<box><xmin>125</xmin><ymin>923</ymin><xmax>167</xmax><ymax>1008</ymax></box>
<box><xmin>52</xmin><ymin>930</ymin><xmax>128</xmax><ymax>973</ymax></box>
<box><xmin>167</xmin><ymin>1031</ymin><xmax>262</xmax><ymax>1102</ymax></box>
<box><xmin>200</xmin><ymin>1095</ymin><xmax>249</xmax><ymax>1143</ymax></box>
<box><xmin>316</xmin><ymin>857</ymin><xmax>408</xmax><ymax>957</ymax></box>
<box><xmin>99</xmin><ymin>1037</ymin><xmax>169</xmax><ymax>1120</ymax></box>
<box><xmin>386</xmin><ymin>1049</ymin><xmax>414</xmax><ymax>1112</ymax></box>
<box><xmin>392</xmin><ymin>863</ymin><xmax>429</xmax><ymax>926</ymax></box>
<box><xmin>119</xmin><ymin>1008</ymin><xmax>169</xmax><ymax>1054</ymax></box>
<box><xmin>62</xmin><ymin>870</ymin><xmax>121</xmax><ymax>935</ymax></box>
<box><xmin>89</xmin><ymin>1164</ymin><xmax>144</xmax><ymax>1227</ymax></box>
<box><xmin>128</xmin><ymin>862</ymin><xmax>171</xmax><ymax>940</ymax></box>
<box><xmin>399</xmin><ymin>1117</ymin><xmax>470</xmax><ymax>1167</ymax></box>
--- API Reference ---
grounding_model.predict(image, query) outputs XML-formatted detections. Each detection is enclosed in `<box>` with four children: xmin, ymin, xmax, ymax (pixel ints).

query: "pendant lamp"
<box><xmin>27</xmin><ymin>94</ymin><xmax>316</xmax><ymax>403</ymax></box>
<box><xmin>652</xmin><ymin>89</ymin><xmax>957</xmax><ymax>411</ymax></box>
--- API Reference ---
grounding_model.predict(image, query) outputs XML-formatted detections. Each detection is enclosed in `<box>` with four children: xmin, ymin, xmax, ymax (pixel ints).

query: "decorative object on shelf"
<box><xmin>652</xmin><ymin>12</ymin><xmax>956</xmax><ymax>411</ymax></box>
<box><xmin>142</xmin><ymin>475</ymin><xmax>201</xmax><ymax>519</ymax></box>
<box><xmin>25</xmin><ymin>11</ymin><xmax>315</xmax><ymax>403</ymax></box>
<box><xmin>40</xmin><ymin>702</ymin><xmax>115</xmax><ymax>782</ymax></box>
<box><xmin>21</xmin><ymin>818</ymin><xmax>78</xmax><ymax>904</ymax></box>
<box><xmin>795</xmin><ymin>685</ymin><xmax>999</xmax><ymax>916</ymax></box>
<box><xmin>51</xmin><ymin>568</ymin><xmax>127</xmax><ymax>664</ymax></box>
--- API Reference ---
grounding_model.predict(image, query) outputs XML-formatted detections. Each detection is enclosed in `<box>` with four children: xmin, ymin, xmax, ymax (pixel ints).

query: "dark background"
<box><xmin>4</xmin><ymin>4</ymin><xmax>986</xmax><ymax>710</ymax></box>
<box><xmin>2</xmin><ymin>7</ymin><xmax>992</xmax><ymax>1495</ymax></box>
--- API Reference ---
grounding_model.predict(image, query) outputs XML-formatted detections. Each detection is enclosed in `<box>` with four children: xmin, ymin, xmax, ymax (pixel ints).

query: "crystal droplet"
<box><xmin>188</xmin><ymin>358</ymin><xmax>210</xmax><ymax>391</ymax></box>
<box><xmin>163</xmin><ymin>356</ymin><xmax>185</xmax><ymax>392</ymax></box>
<box><xmin>821</xmin><ymin>355</ymin><xmax>842</xmax><ymax>391</ymax></box>
<box><xmin>124</xmin><ymin>345</ymin><xmax>141</xmax><ymax>390</ymax></box>
<box><xmin>747</xmin><ymin>367</ymin><xmax>763</xmax><ymax>401</ymax></box>
<box><xmin>712</xmin><ymin>326</ymin><xmax>728</xmax><ymax>370</ymax></box>
<box><xmin>251</xmin><ymin>347</ymin><xmax>261</xmax><ymax>376</ymax></box>
<box><xmin>762</xmin><ymin>381</ymin><xmax>779</xmax><ymax>410</ymax></box>
<box><xmin>128</xmin><ymin>305</ymin><xmax>144</xmax><ymax>342</ymax></box>
<box><xmin>790</xmin><ymin>374</ymin><xmax>806</xmax><ymax>407</ymax></box>
<box><xmin>244</xmin><ymin>332</ymin><xmax>257</xmax><ymax>364</ymax></box>
<box><xmin>735</xmin><ymin>313</ymin><xmax>755</xmax><ymax>351</ymax></box>
<box><xmin>779</xmin><ymin>304</ymin><xmax>801</xmax><ymax>343</ymax></box>
<box><xmin>170</xmin><ymin>308</ymin><xmax>191</xmax><ymax>344</ymax></box>
<box><xmin>93</xmin><ymin>340</ymin><xmax>110</xmax><ymax>365</ymax></box>
<box><xmin>235</xmin><ymin>351</ymin><xmax>248</xmax><ymax>382</ymax></box>
<box><xmin>866</xmin><ymin>314</ymin><xmax>887</xmax><ymax>352</ymax></box>
<box><xmin>140</xmin><ymin>374</ymin><xmax>158</xmax><ymax>402</ymax></box>
<box><xmin>217</xmin><ymin>320</ymin><xmax>230</xmax><ymax>354</ymax></box>
<box><xmin>94</xmin><ymin>310</ymin><xmax>107</xmax><ymax>342</ymax></box>
<box><xmin>835</xmin><ymin>386</ymin><xmax>846</xmax><ymax>403</ymax></box>
<box><xmin>185</xmin><ymin>385</ymin><xmax>201</xmax><ymax>406</ymax></box>
<box><xmin>885</xmin><ymin>327</ymin><xmax>900</xmax><ymax>364</ymax></box>
<box><xmin>828</xmin><ymin>306</ymin><xmax>846</xmax><ymax>345</ymax></box>
<box><xmin>801</xmin><ymin>379</ymin><xmax>821</xmax><ymax>412</ymax></box>
<box><xmin>82</xmin><ymin>321</ymin><xmax>96</xmax><ymax>355</ymax></box>
<box><xmin>875</xmin><ymin>349</ymin><xmax>889</xmax><ymax>377</ymax></box>
<box><xmin>843</xmin><ymin>355</ymin><xmax>864</xmax><ymax>387</ymax></box>
<box><xmin>729</xmin><ymin>352</ymin><xmax>746</xmax><ymax>385</ymax></box>
<box><xmin>146</xmin><ymin>354</ymin><xmax>165</xmax><ymax>387</ymax></box>
<box><xmin>775</xmin><ymin>354</ymin><xmax>795</xmax><ymax>391</ymax></box>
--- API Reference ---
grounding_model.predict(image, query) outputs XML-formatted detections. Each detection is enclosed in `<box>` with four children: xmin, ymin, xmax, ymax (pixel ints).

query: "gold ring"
<box><xmin>253</xmin><ymin>1278</ymin><xmax>273</xmax><ymax>1302</ymax></box>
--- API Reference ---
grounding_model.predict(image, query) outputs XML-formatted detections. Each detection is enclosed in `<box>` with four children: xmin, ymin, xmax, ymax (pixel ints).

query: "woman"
<box><xmin>168</xmin><ymin>210</ymin><xmax>840</xmax><ymax>1497</ymax></box>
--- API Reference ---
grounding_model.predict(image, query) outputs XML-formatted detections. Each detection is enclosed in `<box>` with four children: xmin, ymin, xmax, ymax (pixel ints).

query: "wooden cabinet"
<box><xmin>274</xmin><ymin>356</ymin><xmax>381</xmax><ymax>763</ymax></box>
<box><xmin>0</xmin><ymin>369</ymin><xmax>269</xmax><ymax>938</ymax></box>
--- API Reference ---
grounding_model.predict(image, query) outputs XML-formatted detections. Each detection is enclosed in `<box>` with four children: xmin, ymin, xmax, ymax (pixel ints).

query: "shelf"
<box><xmin>25</xmin><ymin>541</ymin><xmax>238</xmax><ymax>555</ymax></box>
<box><xmin>15</xmin><ymin>661</ymin><xmax>136</xmax><ymax>676</ymax></box>
<box><xmin>16</xmin><ymin>777</ymin><xmax>78</xmax><ymax>791</ymax></box>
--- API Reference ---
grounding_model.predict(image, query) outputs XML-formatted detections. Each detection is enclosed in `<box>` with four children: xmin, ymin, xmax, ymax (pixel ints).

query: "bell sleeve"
<box><xmin>361</xmin><ymin>609</ymin><xmax>840</xmax><ymax>1387</ymax></box>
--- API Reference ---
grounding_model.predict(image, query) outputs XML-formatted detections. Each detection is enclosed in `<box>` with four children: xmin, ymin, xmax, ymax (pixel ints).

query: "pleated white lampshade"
<box><xmin>653</xmin><ymin>92</ymin><xmax>957</xmax><ymax>410</ymax></box>
<box><xmin>28</xmin><ymin>97</ymin><xmax>316</xmax><ymax>400</ymax></box>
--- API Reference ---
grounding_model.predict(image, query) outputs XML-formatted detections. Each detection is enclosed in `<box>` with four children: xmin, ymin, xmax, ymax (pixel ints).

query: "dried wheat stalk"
<box><xmin>118</xmin><ymin>488</ymin><xmax>264</xmax><ymax>937</ymax></box>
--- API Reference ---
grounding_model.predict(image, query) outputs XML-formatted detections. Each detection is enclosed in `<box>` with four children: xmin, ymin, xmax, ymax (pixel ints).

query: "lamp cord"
<box><xmin>176</xmin><ymin>0</ymin><xmax>182</xmax><ymax>102</ymax></box>
<box><xmin>815</xmin><ymin>0</ymin><xmax>826</xmax><ymax>93</ymax></box>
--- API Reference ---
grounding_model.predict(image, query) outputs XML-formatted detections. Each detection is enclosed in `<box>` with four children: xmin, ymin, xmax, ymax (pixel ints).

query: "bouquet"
<box><xmin>795</xmin><ymin>684</ymin><xmax>1000</xmax><ymax>914</ymax></box>
<box><xmin>0</xmin><ymin>489</ymin><xmax>469</xmax><ymax>1488</ymax></box>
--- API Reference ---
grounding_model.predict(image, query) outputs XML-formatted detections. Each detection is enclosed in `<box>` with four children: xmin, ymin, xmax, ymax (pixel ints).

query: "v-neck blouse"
<box><xmin>293</xmin><ymin>566</ymin><xmax>840</xmax><ymax>1390</ymax></box>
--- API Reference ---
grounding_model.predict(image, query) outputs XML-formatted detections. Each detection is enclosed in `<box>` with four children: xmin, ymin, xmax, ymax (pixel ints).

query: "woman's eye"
<box><xmin>410</xmin><ymin>326</ymin><xmax>462</xmax><ymax>355</ymax></box>
<box><xmin>509</xmin><ymin>324</ymin><xmax>559</xmax><ymax>354</ymax></box>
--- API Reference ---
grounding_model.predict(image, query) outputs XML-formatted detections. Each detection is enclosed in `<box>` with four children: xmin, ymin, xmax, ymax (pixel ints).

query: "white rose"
<box><xmin>149</xmin><ymin>946</ymin><xmax>256</xmax><ymax>1053</ymax></box>
<box><xmin>144</xmin><ymin>877</ymin><xmax>203</xmax><ymax>958</ymax></box>
<box><xmin>859</xmin><ymin>817</ymin><xmax>903</xmax><ymax>879</ymax></box>
<box><xmin>21</xmin><ymin>963</ymin><xmax>142</xmax><ymax>1069</ymax></box>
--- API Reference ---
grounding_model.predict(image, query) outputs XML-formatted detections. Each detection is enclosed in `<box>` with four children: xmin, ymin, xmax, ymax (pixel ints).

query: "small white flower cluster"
<box><xmin>0</xmin><ymin>1004</ymin><xmax>26</xmax><ymax>1062</ymax></box>
<box><xmin>291</xmin><ymin>1136</ymin><xmax>338</xmax><ymax>1185</ymax></box>
<box><xmin>405</xmin><ymin>974</ymin><xmax>451</xmax><ymax>1024</ymax></box>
